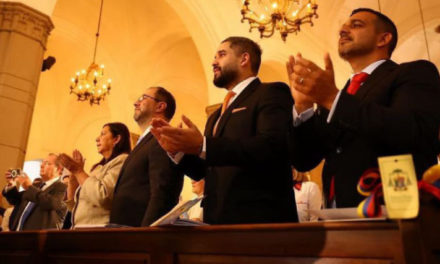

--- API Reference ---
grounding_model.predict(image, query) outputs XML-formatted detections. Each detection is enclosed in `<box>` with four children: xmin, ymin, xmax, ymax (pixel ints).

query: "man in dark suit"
<box><xmin>3</xmin><ymin>153</ymin><xmax>67</xmax><ymax>230</ymax></box>
<box><xmin>109</xmin><ymin>87</ymin><xmax>183</xmax><ymax>227</ymax></box>
<box><xmin>152</xmin><ymin>37</ymin><xmax>298</xmax><ymax>224</ymax></box>
<box><xmin>287</xmin><ymin>8</ymin><xmax>440</xmax><ymax>207</ymax></box>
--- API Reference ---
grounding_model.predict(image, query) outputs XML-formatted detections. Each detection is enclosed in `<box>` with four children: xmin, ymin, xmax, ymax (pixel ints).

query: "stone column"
<box><xmin>0</xmin><ymin>2</ymin><xmax>54</xmax><ymax>199</ymax></box>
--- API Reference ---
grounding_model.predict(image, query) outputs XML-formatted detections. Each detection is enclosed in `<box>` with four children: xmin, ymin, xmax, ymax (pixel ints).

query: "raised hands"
<box><xmin>4</xmin><ymin>169</ymin><xmax>14</xmax><ymax>185</ymax></box>
<box><xmin>151</xmin><ymin>115</ymin><xmax>203</xmax><ymax>155</ymax></box>
<box><xmin>58</xmin><ymin>150</ymin><xmax>85</xmax><ymax>174</ymax></box>
<box><xmin>286</xmin><ymin>52</ymin><xmax>339</xmax><ymax>110</ymax></box>
<box><xmin>15</xmin><ymin>172</ymin><xmax>32</xmax><ymax>190</ymax></box>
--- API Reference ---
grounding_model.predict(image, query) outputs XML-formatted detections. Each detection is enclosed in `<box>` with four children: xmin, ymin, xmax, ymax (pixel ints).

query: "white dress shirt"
<box><xmin>293</xmin><ymin>60</ymin><xmax>387</xmax><ymax>125</ymax></box>
<box><xmin>294</xmin><ymin>181</ymin><xmax>322</xmax><ymax>222</ymax></box>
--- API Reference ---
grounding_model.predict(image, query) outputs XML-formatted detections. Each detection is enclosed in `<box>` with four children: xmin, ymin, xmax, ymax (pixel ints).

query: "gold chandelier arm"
<box><xmin>240</xmin><ymin>0</ymin><xmax>318</xmax><ymax>41</ymax></box>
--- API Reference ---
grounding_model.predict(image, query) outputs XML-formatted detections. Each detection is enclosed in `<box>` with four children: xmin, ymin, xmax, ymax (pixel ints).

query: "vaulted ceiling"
<box><xmin>19</xmin><ymin>0</ymin><xmax>440</xmax><ymax>169</ymax></box>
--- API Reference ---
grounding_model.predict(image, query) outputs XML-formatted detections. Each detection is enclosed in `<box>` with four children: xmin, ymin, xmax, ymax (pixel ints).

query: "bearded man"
<box><xmin>152</xmin><ymin>36</ymin><xmax>298</xmax><ymax>224</ymax></box>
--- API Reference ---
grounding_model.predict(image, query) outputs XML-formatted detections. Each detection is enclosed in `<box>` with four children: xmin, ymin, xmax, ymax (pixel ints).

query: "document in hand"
<box><xmin>150</xmin><ymin>196</ymin><xmax>208</xmax><ymax>226</ymax></box>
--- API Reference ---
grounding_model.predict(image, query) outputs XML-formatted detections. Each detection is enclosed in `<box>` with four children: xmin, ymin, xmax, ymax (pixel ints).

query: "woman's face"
<box><xmin>96</xmin><ymin>126</ymin><xmax>117</xmax><ymax>156</ymax></box>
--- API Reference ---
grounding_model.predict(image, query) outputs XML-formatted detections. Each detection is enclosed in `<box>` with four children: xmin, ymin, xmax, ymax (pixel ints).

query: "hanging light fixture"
<box><xmin>240</xmin><ymin>0</ymin><xmax>318</xmax><ymax>41</ymax></box>
<box><xmin>69</xmin><ymin>0</ymin><xmax>111</xmax><ymax>105</ymax></box>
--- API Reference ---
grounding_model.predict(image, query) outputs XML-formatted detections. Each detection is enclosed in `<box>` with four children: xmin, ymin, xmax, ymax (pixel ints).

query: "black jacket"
<box><xmin>180</xmin><ymin>78</ymin><xmax>298</xmax><ymax>224</ymax></box>
<box><xmin>290</xmin><ymin>60</ymin><xmax>440</xmax><ymax>207</ymax></box>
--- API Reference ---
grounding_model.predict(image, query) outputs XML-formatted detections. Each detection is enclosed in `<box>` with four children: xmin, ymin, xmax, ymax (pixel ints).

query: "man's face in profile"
<box><xmin>338</xmin><ymin>11</ymin><xmax>379</xmax><ymax>60</ymax></box>
<box><xmin>40</xmin><ymin>154</ymin><xmax>57</xmax><ymax>182</ymax></box>
<box><xmin>212</xmin><ymin>41</ymin><xmax>240</xmax><ymax>88</ymax></box>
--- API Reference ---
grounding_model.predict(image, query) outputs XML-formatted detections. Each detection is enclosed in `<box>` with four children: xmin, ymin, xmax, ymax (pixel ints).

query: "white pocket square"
<box><xmin>231</xmin><ymin>107</ymin><xmax>247</xmax><ymax>113</ymax></box>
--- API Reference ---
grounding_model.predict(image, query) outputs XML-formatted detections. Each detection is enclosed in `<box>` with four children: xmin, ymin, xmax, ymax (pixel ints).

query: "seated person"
<box><xmin>2</xmin><ymin>154</ymin><xmax>67</xmax><ymax>231</ymax></box>
<box><xmin>292</xmin><ymin>169</ymin><xmax>322</xmax><ymax>222</ymax></box>
<box><xmin>1</xmin><ymin>207</ymin><xmax>13</xmax><ymax>231</ymax></box>
<box><xmin>58</xmin><ymin>122</ymin><xmax>131</xmax><ymax>228</ymax></box>
<box><xmin>186</xmin><ymin>179</ymin><xmax>205</xmax><ymax>222</ymax></box>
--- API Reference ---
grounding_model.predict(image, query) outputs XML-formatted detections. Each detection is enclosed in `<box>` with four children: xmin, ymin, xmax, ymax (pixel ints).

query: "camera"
<box><xmin>10</xmin><ymin>169</ymin><xmax>21</xmax><ymax>178</ymax></box>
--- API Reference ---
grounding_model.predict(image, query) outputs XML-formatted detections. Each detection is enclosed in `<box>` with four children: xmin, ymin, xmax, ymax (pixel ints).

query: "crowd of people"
<box><xmin>1</xmin><ymin>8</ymin><xmax>440</xmax><ymax>231</ymax></box>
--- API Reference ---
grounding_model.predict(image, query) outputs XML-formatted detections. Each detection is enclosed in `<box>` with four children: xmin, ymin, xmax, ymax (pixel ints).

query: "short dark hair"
<box><xmin>154</xmin><ymin>86</ymin><xmax>176</xmax><ymax>120</ymax></box>
<box><xmin>222</xmin><ymin>36</ymin><xmax>262</xmax><ymax>74</ymax></box>
<box><xmin>351</xmin><ymin>8</ymin><xmax>398</xmax><ymax>56</ymax></box>
<box><xmin>91</xmin><ymin>122</ymin><xmax>131</xmax><ymax>171</ymax></box>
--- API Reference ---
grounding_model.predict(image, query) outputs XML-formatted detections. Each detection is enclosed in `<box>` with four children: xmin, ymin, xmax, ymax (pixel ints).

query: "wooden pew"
<box><xmin>0</xmin><ymin>193</ymin><xmax>438</xmax><ymax>264</ymax></box>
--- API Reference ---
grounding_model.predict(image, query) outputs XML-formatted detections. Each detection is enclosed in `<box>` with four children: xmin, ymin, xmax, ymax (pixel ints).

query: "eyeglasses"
<box><xmin>137</xmin><ymin>94</ymin><xmax>160</xmax><ymax>102</ymax></box>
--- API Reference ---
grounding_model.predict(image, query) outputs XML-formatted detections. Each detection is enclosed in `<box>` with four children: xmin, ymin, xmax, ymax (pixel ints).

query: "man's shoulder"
<box><xmin>257</xmin><ymin>81</ymin><xmax>290</xmax><ymax>89</ymax></box>
<box><xmin>253</xmin><ymin>81</ymin><xmax>291</xmax><ymax>96</ymax></box>
<box><xmin>45</xmin><ymin>180</ymin><xmax>66</xmax><ymax>191</ymax></box>
<box><xmin>397</xmin><ymin>60</ymin><xmax>439</xmax><ymax>74</ymax></box>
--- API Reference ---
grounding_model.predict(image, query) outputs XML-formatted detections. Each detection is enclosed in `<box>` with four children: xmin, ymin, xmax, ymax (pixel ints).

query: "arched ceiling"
<box><xmin>20</xmin><ymin>0</ymin><xmax>440</xmax><ymax>200</ymax></box>
<box><xmin>164</xmin><ymin>0</ymin><xmax>440</xmax><ymax>102</ymax></box>
<box><xmin>25</xmin><ymin>0</ymin><xmax>440</xmax><ymax>103</ymax></box>
<box><xmin>26</xmin><ymin>0</ymin><xmax>208</xmax><ymax>165</ymax></box>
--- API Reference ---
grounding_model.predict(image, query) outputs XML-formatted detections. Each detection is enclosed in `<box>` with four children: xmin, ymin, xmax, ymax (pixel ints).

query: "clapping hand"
<box><xmin>58</xmin><ymin>150</ymin><xmax>85</xmax><ymax>174</ymax></box>
<box><xmin>286</xmin><ymin>52</ymin><xmax>339</xmax><ymax>110</ymax></box>
<box><xmin>151</xmin><ymin>115</ymin><xmax>203</xmax><ymax>155</ymax></box>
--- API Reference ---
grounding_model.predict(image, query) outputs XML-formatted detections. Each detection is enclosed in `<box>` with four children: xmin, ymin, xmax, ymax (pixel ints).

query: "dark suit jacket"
<box><xmin>110</xmin><ymin>133</ymin><xmax>183</xmax><ymax>227</ymax></box>
<box><xmin>180</xmin><ymin>78</ymin><xmax>298</xmax><ymax>224</ymax></box>
<box><xmin>290</xmin><ymin>60</ymin><xmax>440</xmax><ymax>207</ymax></box>
<box><xmin>3</xmin><ymin>180</ymin><xmax>67</xmax><ymax>231</ymax></box>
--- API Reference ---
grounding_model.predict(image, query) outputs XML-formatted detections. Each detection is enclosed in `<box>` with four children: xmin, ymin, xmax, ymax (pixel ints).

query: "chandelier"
<box><xmin>240</xmin><ymin>0</ymin><xmax>318</xmax><ymax>41</ymax></box>
<box><xmin>69</xmin><ymin>0</ymin><xmax>111</xmax><ymax>105</ymax></box>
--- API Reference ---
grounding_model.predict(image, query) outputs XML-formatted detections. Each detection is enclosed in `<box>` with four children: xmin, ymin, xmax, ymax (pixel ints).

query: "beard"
<box><xmin>213</xmin><ymin>66</ymin><xmax>238</xmax><ymax>88</ymax></box>
<box><xmin>338</xmin><ymin>39</ymin><xmax>376</xmax><ymax>60</ymax></box>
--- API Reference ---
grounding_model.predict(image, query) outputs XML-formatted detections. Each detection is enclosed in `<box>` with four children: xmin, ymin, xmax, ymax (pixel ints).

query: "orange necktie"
<box><xmin>213</xmin><ymin>91</ymin><xmax>236</xmax><ymax>135</ymax></box>
<box><xmin>347</xmin><ymin>72</ymin><xmax>369</xmax><ymax>95</ymax></box>
<box><xmin>221</xmin><ymin>91</ymin><xmax>236</xmax><ymax>115</ymax></box>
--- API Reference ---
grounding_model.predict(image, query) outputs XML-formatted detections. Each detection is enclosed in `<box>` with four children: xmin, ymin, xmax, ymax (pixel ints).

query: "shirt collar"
<box><xmin>350</xmin><ymin>59</ymin><xmax>386</xmax><ymax>79</ymax></box>
<box><xmin>229</xmin><ymin>76</ymin><xmax>258</xmax><ymax>100</ymax></box>
<box><xmin>136</xmin><ymin>125</ymin><xmax>152</xmax><ymax>146</ymax></box>
<box><xmin>43</xmin><ymin>176</ymin><xmax>59</xmax><ymax>190</ymax></box>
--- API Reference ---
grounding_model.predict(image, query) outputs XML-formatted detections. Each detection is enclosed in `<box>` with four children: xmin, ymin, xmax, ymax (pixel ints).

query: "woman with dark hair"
<box><xmin>58</xmin><ymin>122</ymin><xmax>131</xmax><ymax>228</ymax></box>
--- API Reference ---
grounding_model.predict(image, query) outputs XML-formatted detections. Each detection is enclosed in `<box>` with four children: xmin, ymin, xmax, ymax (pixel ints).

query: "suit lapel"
<box><xmin>354</xmin><ymin>60</ymin><xmax>397</xmax><ymax>100</ymax></box>
<box><xmin>205</xmin><ymin>108</ymin><xmax>221</xmax><ymax>137</ymax></box>
<box><xmin>213</xmin><ymin>78</ymin><xmax>259</xmax><ymax>137</ymax></box>
<box><xmin>114</xmin><ymin>133</ymin><xmax>153</xmax><ymax>193</ymax></box>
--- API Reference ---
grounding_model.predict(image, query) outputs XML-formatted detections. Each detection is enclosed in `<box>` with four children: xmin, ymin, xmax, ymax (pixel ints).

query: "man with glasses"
<box><xmin>109</xmin><ymin>86</ymin><xmax>183</xmax><ymax>227</ymax></box>
<box><xmin>2</xmin><ymin>153</ymin><xmax>67</xmax><ymax>230</ymax></box>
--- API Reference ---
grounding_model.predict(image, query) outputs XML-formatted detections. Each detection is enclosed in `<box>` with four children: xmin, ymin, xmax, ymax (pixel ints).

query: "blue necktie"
<box><xmin>17</xmin><ymin>202</ymin><xmax>36</xmax><ymax>230</ymax></box>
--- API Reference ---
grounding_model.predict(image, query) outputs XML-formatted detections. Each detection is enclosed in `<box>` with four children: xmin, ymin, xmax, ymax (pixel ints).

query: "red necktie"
<box><xmin>327</xmin><ymin>176</ymin><xmax>335</xmax><ymax>208</ymax></box>
<box><xmin>347</xmin><ymin>72</ymin><xmax>369</xmax><ymax>95</ymax></box>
